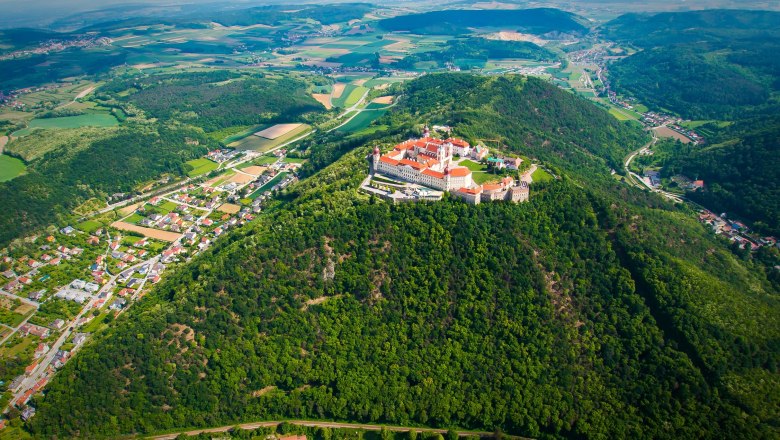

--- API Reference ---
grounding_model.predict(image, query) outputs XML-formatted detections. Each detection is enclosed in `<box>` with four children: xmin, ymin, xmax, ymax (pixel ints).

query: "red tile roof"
<box><xmin>380</xmin><ymin>156</ymin><xmax>400</xmax><ymax>166</ymax></box>
<box><xmin>422</xmin><ymin>169</ymin><xmax>445</xmax><ymax>179</ymax></box>
<box><xmin>458</xmin><ymin>187</ymin><xmax>482</xmax><ymax>195</ymax></box>
<box><xmin>399</xmin><ymin>159</ymin><xmax>425</xmax><ymax>170</ymax></box>
<box><xmin>447</xmin><ymin>138</ymin><xmax>470</xmax><ymax>147</ymax></box>
<box><xmin>449</xmin><ymin>167</ymin><xmax>471</xmax><ymax>177</ymax></box>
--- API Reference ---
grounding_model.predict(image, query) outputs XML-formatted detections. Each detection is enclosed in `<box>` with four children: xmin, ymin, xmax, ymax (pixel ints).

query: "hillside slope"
<box><xmin>27</xmin><ymin>75</ymin><xmax>779</xmax><ymax>439</ymax></box>
<box><xmin>603</xmin><ymin>10</ymin><xmax>780</xmax><ymax>119</ymax></box>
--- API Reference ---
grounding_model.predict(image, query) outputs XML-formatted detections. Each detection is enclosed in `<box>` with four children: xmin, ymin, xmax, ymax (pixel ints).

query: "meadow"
<box><xmin>337</xmin><ymin>109</ymin><xmax>387</xmax><ymax>133</ymax></box>
<box><xmin>0</xmin><ymin>154</ymin><xmax>26</xmax><ymax>181</ymax></box>
<box><xmin>185</xmin><ymin>158</ymin><xmax>220</xmax><ymax>177</ymax></box>
<box><xmin>13</xmin><ymin>114</ymin><xmax>118</xmax><ymax>137</ymax></box>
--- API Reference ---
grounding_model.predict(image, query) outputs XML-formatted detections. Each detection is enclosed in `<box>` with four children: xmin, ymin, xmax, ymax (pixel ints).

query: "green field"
<box><xmin>473</xmin><ymin>172</ymin><xmax>506</xmax><ymax>185</ymax></box>
<box><xmin>12</xmin><ymin>114</ymin><xmax>118</xmax><ymax>136</ymax></box>
<box><xmin>337</xmin><ymin>109</ymin><xmax>387</xmax><ymax>133</ymax></box>
<box><xmin>609</xmin><ymin>108</ymin><xmax>632</xmax><ymax>121</ymax></box>
<box><xmin>332</xmin><ymin>85</ymin><xmax>368</xmax><ymax>108</ymax></box>
<box><xmin>185</xmin><ymin>158</ymin><xmax>219</xmax><ymax>177</ymax></box>
<box><xmin>0</xmin><ymin>154</ymin><xmax>26</xmax><ymax>181</ymax></box>
<box><xmin>459</xmin><ymin>159</ymin><xmax>487</xmax><ymax>171</ymax></box>
<box><xmin>531</xmin><ymin>167</ymin><xmax>554</xmax><ymax>183</ymax></box>
<box><xmin>77</xmin><ymin>219</ymin><xmax>103</xmax><ymax>233</ymax></box>
<box><xmin>231</xmin><ymin>124</ymin><xmax>311</xmax><ymax>152</ymax></box>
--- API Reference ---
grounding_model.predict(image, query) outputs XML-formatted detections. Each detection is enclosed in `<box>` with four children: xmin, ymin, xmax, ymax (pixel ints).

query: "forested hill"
<box><xmin>662</xmin><ymin>117</ymin><xmax>780</xmax><ymax>235</ymax></box>
<box><xmin>28</xmin><ymin>74</ymin><xmax>779</xmax><ymax>439</ymax></box>
<box><xmin>603</xmin><ymin>10</ymin><xmax>780</xmax><ymax>120</ymax></box>
<box><xmin>100</xmin><ymin>72</ymin><xmax>327</xmax><ymax>132</ymax></box>
<box><xmin>386</xmin><ymin>74</ymin><xmax>647</xmax><ymax>173</ymax></box>
<box><xmin>379</xmin><ymin>8</ymin><xmax>588</xmax><ymax>36</ymax></box>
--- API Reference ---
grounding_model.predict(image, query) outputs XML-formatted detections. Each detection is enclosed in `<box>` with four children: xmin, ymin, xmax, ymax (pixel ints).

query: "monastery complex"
<box><xmin>368</xmin><ymin>129</ymin><xmax>529</xmax><ymax>205</ymax></box>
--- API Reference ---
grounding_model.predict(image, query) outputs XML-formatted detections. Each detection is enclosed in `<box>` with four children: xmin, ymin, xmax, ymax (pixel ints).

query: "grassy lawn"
<box><xmin>121</xmin><ymin>235</ymin><xmax>143</xmax><ymax>245</ymax></box>
<box><xmin>158</xmin><ymin>200</ymin><xmax>178</xmax><ymax>213</ymax></box>
<box><xmin>459</xmin><ymin>159</ymin><xmax>486</xmax><ymax>172</ymax></box>
<box><xmin>77</xmin><ymin>219</ymin><xmax>103</xmax><ymax>233</ymax></box>
<box><xmin>0</xmin><ymin>154</ymin><xmax>26</xmax><ymax>182</ymax></box>
<box><xmin>531</xmin><ymin>167</ymin><xmax>554</xmax><ymax>183</ymax></box>
<box><xmin>282</xmin><ymin>157</ymin><xmax>307</xmax><ymax>164</ymax></box>
<box><xmin>81</xmin><ymin>313</ymin><xmax>111</xmax><ymax>333</ymax></box>
<box><xmin>473</xmin><ymin>172</ymin><xmax>506</xmax><ymax>185</ymax></box>
<box><xmin>125</xmin><ymin>213</ymin><xmax>144</xmax><ymax>224</ymax></box>
<box><xmin>253</xmin><ymin>156</ymin><xmax>280</xmax><ymax>166</ymax></box>
<box><xmin>185</xmin><ymin>158</ymin><xmax>219</xmax><ymax>177</ymax></box>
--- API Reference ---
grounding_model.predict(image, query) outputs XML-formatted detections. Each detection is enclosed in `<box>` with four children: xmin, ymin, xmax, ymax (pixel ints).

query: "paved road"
<box><xmin>148</xmin><ymin>420</ymin><xmax>512</xmax><ymax>440</ymax></box>
<box><xmin>11</xmin><ymin>256</ymin><xmax>157</xmax><ymax>406</ymax></box>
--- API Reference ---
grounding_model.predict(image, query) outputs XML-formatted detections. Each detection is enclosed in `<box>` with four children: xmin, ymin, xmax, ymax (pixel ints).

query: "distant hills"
<box><xmin>379</xmin><ymin>8</ymin><xmax>588</xmax><ymax>36</ymax></box>
<box><xmin>603</xmin><ymin>9</ymin><xmax>780</xmax><ymax>120</ymax></box>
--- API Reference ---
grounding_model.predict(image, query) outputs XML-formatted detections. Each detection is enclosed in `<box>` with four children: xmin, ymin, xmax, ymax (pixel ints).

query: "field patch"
<box><xmin>241</xmin><ymin>165</ymin><xmax>266</xmax><ymax>176</ymax></box>
<box><xmin>371</xmin><ymin>96</ymin><xmax>394</xmax><ymax>105</ymax></box>
<box><xmin>232</xmin><ymin>124</ymin><xmax>311</xmax><ymax>152</ymax></box>
<box><xmin>331</xmin><ymin>83</ymin><xmax>347</xmax><ymax>99</ymax></box>
<box><xmin>185</xmin><ymin>158</ymin><xmax>219</xmax><ymax>177</ymax></box>
<box><xmin>227</xmin><ymin>173</ymin><xmax>255</xmax><ymax>185</ymax></box>
<box><xmin>0</xmin><ymin>154</ymin><xmax>26</xmax><ymax>182</ymax></box>
<box><xmin>13</xmin><ymin>114</ymin><xmax>118</xmax><ymax>136</ymax></box>
<box><xmin>312</xmin><ymin>93</ymin><xmax>332</xmax><ymax>109</ymax></box>
<box><xmin>654</xmin><ymin>126</ymin><xmax>693</xmax><ymax>143</ymax></box>
<box><xmin>337</xmin><ymin>109</ymin><xmax>387</xmax><ymax>133</ymax></box>
<box><xmin>110</xmin><ymin>221</ymin><xmax>182</xmax><ymax>242</ymax></box>
<box><xmin>77</xmin><ymin>219</ymin><xmax>103</xmax><ymax>233</ymax></box>
<box><xmin>217</xmin><ymin>203</ymin><xmax>241</xmax><ymax>214</ymax></box>
<box><xmin>254</xmin><ymin>123</ymin><xmax>303</xmax><ymax>140</ymax></box>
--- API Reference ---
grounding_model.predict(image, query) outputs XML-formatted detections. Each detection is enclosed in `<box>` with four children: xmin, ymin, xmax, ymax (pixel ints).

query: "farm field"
<box><xmin>337</xmin><ymin>109</ymin><xmax>387</xmax><ymax>133</ymax></box>
<box><xmin>12</xmin><ymin>114</ymin><xmax>118</xmax><ymax>137</ymax></box>
<box><xmin>110</xmin><ymin>221</ymin><xmax>182</xmax><ymax>242</ymax></box>
<box><xmin>254</xmin><ymin>123</ymin><xmax>303</xmax><ymax>140</ymax></box>
<box><xmin>331</xmin><ymin>85</ymin><xmax>368</xmax><ymax>108</ymax></box>
<box><xmin>0</xmin><ymin>154</ymin><xmax>26</xmax><ymax>181</ymax></box>
<box><xmin>654</xmin><ymin>126</ymin><xmax>693</xmax><ymax>143</ymax></box>
<box><xmin>185</xmin><ymin>158</ymin><xmax>219</xmax><ymax>177</ymax></box>
<box><xmin>231</xmin><ymin>124</ymin><xmax>311</xmax><ymax>152</ymax></box>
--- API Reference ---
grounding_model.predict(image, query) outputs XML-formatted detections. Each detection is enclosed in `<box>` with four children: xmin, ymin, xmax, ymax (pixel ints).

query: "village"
<box><xmin>697</xmin><ymin>209</ymin><xmax>777</xmax><ymax>252</ymax></box>
<box><xmin>361</xmin><ymin>126</ymin><xmax>544</xmax><ymax>204</ymax></box>
<box><xmin>0</xmin><ymin>144</ymin><xmax>302</xmax><ymax>425</ymax></box>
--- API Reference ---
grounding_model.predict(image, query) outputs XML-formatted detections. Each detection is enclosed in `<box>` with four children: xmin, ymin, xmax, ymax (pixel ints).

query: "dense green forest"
<box><xmin>379</xmin><ymin>8</ymin><xmax>587</xmax><ymax>36</ymax></box>
<box><xmin>662</xmin><ymin>118</ymin><xmax>780</xmax><ymax>235</ymax></box>
<box><xmin>395</xmin><ymin>38</ymin><xmax>557</xmax><ymax>69</ymax></box>
<box><xmin>27</xmin><ymin>74</ymin><xmax>779</xmax><ymax>439</ymax></box>
<box><xmin>0</xmin><ymin>123</ymin><xmax>213</xmax><ymax>245</ymax></box>
<box><xmin>102</xmin><ymin>72</ymin><xmax>327</xmax><ymax>132</ymax></box>
<box><xmin>603</xmin><ymin>10</ymin><xmax>780</xmax><ymax>120</ymax></box>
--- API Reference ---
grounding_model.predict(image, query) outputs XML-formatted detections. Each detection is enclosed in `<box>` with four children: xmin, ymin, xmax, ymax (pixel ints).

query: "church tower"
<box><xmin>371</xmin><ymin>146</ymin><xmax>380</xmax><ymax>172</ymax></box>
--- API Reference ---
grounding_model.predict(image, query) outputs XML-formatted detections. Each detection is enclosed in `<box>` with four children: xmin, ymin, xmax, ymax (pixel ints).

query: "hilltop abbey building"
<box><xmin>370</xmin><ymin>131</ymin><xmax>528</xmax><ymax>204</ymax></box>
